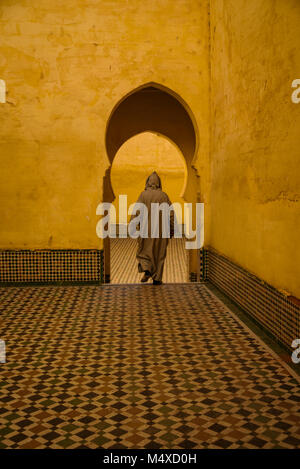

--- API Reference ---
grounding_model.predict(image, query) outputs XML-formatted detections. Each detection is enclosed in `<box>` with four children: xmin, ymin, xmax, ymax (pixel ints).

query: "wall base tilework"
<box><xmin>199</xmin><ymin>247</ymin><xmax>207</xmax><ymax>282</ymax></box>
<box><xmin>0</xmin><ymin>250</ymin><xmax>103</xmax><ymax>284</ymax></box>
<box><xmin>1</xmin><ymin>247</ymin><xmax>298</xmax><ymax>351</ymax></box>
<box><xmin>189</xmin><ymin>272</ymin><xmax>198</xmax><ymax>282</ymax></box>
<box><xmin>204</xmin><ymin>247</ymin><xmax>300</xmax><ymax>350</ymax></box>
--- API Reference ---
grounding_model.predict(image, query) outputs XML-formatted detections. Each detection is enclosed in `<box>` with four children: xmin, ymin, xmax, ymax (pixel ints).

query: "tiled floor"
<box><xmin>0</xmin><ymin>283</ymin><xmax>299</xmax><ymax>449</ymax></box>
<box><xmin>111</xmin><ymin>238</ymin><xmax>188</xmax><ymax>284</ymax></box>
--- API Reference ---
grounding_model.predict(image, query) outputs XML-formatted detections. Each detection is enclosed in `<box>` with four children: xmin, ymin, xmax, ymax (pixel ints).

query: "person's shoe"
<box><xmin>153</xmin><ymin>280</ymin><xmax>162</xmax><ymax>285</ymax></box>
<box><xmin>141</xmin><ymin>270</ymin><xmax>151</xmax><ymax>283</ymax></box>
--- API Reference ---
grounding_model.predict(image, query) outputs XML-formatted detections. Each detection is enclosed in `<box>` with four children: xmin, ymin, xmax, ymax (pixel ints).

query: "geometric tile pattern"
<box><xmin>0</xmin><ymin>250</ymin><xmax>103</xmax><ymax>283</ymax></box>
<box><xmin>205</xmin><ymin>247</ymin><xmax>300</xmax><ymax>350</ymax></box>
<box><xmin>198</xmin><ymin>247</ymin><xmax>207</xmax><ymax>282</ymax></box>
<box><xmin>111</xmin><ymin>238</ymin><xmax>188</xmax><ymax>284</ymax></box>
<box><xmin>0</xmin><ymin>283</ymin><xmax>299</xmax><ymax>449</ymax></box>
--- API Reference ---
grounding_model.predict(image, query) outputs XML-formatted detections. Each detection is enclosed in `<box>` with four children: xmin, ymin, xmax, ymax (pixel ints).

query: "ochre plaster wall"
<box><xmin>209</xmin><ymin>0</ymin><xmax>300</xmax><ymax>297</ymax></box>
<box><xmin>0</xmin><ymin>0</ymin><xmax>210</xmax><ymax>249</ymax></box>
<box><xmin>1</xmin><ymin>0</ymin><xmax>298</xmax><ymax>296</ymax></box>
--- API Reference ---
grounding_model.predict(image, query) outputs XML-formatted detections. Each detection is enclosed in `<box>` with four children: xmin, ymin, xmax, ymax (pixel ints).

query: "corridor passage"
<box><xmin>0</xmin><ymin>283</ymin><xmax>299</xmax><ymax>449</ymax></box>
<box><xmin>111</xmin><ymin>238</ymin><xmax>188</xmax><ymax>284</ymax></box>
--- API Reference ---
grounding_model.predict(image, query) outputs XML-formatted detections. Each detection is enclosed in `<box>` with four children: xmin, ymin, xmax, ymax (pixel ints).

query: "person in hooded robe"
<box><xmin>130</xmin><ymin>171</ymin><xmax>175</xmax><ymax>285</ymax></box>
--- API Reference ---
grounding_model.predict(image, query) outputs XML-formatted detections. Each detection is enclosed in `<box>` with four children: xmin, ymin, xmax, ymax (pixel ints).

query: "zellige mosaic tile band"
<box><xmin>204</xmin><ymin>247</ymin><xmax>300</xmax><ymax>350</ymax></box>
<box><xmin>0</xmin><ymin>250</ymin><xmax>103</xmax><ymax>283</ymax></box>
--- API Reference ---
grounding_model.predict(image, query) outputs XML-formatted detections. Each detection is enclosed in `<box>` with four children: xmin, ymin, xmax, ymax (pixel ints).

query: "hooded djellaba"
<box><xmin>130</xmin><ymin>171</ymin><xmax>175</xmax><ymax>285</ymax></box>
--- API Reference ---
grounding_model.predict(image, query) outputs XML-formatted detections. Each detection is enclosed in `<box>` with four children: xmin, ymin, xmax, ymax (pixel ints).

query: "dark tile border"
<box><xmin>189</xmin><ymin>272</ymin><xmax>198</xmax><ymax>282</ymax></box>
<box><xmin>206</xmin><ymin>282</ymin><xmax>300</xmax><ymax>376</ymax></box>
<box><xmin>203</xmin><ymin>247</ymin><xmax>300</xmax><ymax>350</ymax></box>
<box><xmin>0</xmin><ymin>249</ymin><xmax>103</xmax><ymax>284</ymax></box>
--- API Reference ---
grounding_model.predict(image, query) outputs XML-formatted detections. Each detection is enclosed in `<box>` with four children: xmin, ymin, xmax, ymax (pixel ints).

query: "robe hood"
<box><xmin>145</xmin><ymin>171</ymin><xmax>162</xmax><ymax>190</ymax></box>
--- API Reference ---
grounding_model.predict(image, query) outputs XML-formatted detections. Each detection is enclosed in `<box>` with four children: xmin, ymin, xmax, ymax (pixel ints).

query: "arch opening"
<box><xmin>103</xmin><ymin>82</ymin><xmax>200</xmax><ymax>283</ymax></box>
<box><xmin>106</xmin><ymin>83</ymin><xmax>197</xmax><ymax>165</ymax></box>
<box><xmin>111</xmin><ymin>131</ymin><xmax>187</xmax><ymax>224</ymax></box>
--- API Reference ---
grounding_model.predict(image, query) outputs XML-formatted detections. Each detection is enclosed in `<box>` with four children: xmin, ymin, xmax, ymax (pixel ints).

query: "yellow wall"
<box><xmin>209</xmin><ymin>0</ymin><xmax>300</xmax><ymax>297</ymax></box>
<box><xmin>1</xmin><ymin>0</ymin><xmax>299</xmax><ymax>297</ymax></box>
<box><xmin>111</xmin><ymin>132</ymin><xmax>186</xmax><ymax>223</ymax></box>
<box><xmin>0</xmin><ymin>0</ymin><xmax>210</xmax><ymax>249</ymax></box>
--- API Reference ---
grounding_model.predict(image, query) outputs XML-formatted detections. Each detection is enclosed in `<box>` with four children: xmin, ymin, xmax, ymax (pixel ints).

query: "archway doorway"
<box><xmin>110</xmin><ymin>131</ymin><xmax>188</xmax><ymax>283</ymax></box>
<box><xmin>103</xmin><ymin>82</ymin><xmax>200</xmax><ymax>283</ymax></box>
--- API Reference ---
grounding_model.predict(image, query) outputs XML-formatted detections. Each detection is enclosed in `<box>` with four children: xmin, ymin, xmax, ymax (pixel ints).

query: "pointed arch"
<box><xmin>105</xmin><ymin>82</ymin><xmax>198</xmax><ymax>166</ymax></box>
<box><xmin>103</xmin><ymin>82</ymin><xmax>200</xmax><ymax>283</ymax></box>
